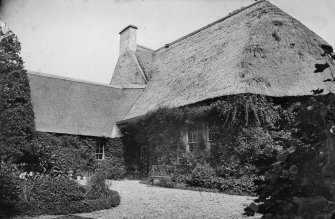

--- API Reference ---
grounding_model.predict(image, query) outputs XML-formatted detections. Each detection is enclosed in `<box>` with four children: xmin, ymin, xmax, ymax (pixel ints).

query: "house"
<box><xmin>28</xmin><ymin>1</ymin><xmax>335</xmax><ymax>173</ymax></box>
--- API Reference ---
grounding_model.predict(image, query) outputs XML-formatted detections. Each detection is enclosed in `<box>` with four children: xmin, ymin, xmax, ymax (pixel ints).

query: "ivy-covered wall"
<box><xmin>121</xmin><ymin>94</ymin><xmax>304</xmax><ymax>177</ymax></box>
<box><xmin>32</xmin><ymin>131</ymin><xmax>125</xmax><ymax>177</ymax></box>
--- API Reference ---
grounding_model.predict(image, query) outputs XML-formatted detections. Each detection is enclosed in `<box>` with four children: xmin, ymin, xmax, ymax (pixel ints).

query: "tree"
<box><xmin>0</xmin><ymin>20</ymin><xmax>36</xmax><ymax>162</ymax></box>
<box><xmin>245</xmin><ymin>45</ymin><xmax>335</xmax><ymax>218</ymax></box>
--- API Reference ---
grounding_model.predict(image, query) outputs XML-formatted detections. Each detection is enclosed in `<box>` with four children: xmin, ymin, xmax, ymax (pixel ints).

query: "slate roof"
<box><xmin>116</xmin><ymin>0</ymin><xmax>335</xmax><ymax>122</ymax></box>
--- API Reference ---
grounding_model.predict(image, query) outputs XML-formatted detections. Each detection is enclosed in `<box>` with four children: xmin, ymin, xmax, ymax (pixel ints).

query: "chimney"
<box><xmin>119</xmin><ymin>24</ymin><xmax>138</xmax><ymax>55</ymax></box>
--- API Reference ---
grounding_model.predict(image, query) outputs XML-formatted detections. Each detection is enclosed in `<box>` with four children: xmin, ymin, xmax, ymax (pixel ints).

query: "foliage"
<box><xmin>215</xmin><ymin>162</ymin><xmax>240</xmax><ymax>178</ymax></box>
<box><xmin>16</xmin><ymin>171</ymin><xmax>120</xmax><ymax>216</ymax></box>
<box><xmin>27</xmin><ymin>175</ymin><xmax>85</xmax><ymax>203</ymax></box>
<box><xmin>54</xmin><ymin>135</ymin><xmax>96</xmax><ymax>173</ymax></box>
<box><xmin>105</xmin><ymin>137</ymin><xmax>126</xmax><ymax>158</ymax></box>
<box><xmin>245</xmin><ymin>44</ymin><xmax>335</xmax><ymax>218</ymax></box>
<box><xmin>245</xmin><ymin>96</ymin><xmax>335</xmax><ymax>218</ymax></box>
<box><xmin>19</xmin><ymin>189</ymin><xmax>120</xmax><ymax>216</ymax></box>
<box><xmin>187</xmin><ymin>162</ymin><xmax>216</xmax><ymax>187</ymax></box>
<box><xmin>173</xmin><ymin>152</ymin><xmax>257</xmax><ymax>195</ymax></box>
<box><xmin>30</xmin><ymin>132</ymin><xmax>126</xmax><ymax>178</ymax></box>
<box><xmin>123</xmin><ymin>94</ymin><xmax>281</xmax><ymax>174</ymax></box>
<box><xmin>0</xmin><ymin>24</ymin><xmax>36</xmax><ymax>162</ymax></box>
<box><xmin>122</xmin><ymin>94</ymin><xmax>284</xmax><ymax>196</ymax></box>
<box><xmin>98</xmin><ymin>158</ymin><xmax>126</xmax><ymax>180</ymax></box>
<box><xmin>218</xmin><ymin>176</ymin><xmax>256</xmax><ymax>196</ymax></box>
<box><xmin>85</xmin><ymin>168</ymin><xmax>110</xmax><ymax>200</ymax></box>
<box><xmin>0</xmin><ymin>162</ymin><xmax>21</xmax><ymax>217</ymax></box>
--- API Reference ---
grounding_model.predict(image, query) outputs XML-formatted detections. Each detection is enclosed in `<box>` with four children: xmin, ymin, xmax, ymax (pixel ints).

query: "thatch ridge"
<box><xmin>155</xmin><ymin>0</ymin><xmax>265</xmax><ymax>51</ymax></box>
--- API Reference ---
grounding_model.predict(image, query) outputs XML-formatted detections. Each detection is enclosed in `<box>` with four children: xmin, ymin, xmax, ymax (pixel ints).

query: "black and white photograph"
<box><xmin>1</xmin><ymin>0</ymin><xmax>335</xmax><ymax>218</ymax></box>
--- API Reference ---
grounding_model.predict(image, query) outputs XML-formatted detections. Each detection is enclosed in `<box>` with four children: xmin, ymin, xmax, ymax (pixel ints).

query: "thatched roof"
<box><xmin>119</xmin><ymin>0</ymin><xmax>335</xmax><ymax>122</ymax></box>
<box><xmin>28</xmin><ymin>71</ymin><xmax>143</xmax><ymax>137</ymax></box>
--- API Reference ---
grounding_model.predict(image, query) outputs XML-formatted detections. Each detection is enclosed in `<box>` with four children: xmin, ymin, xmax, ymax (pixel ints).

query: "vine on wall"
<box><xmin>121</xmin><ymin>94</ymin><xmax>297</xmax><ymax>177</ymax></box>
<box><xmin>30</xmin><ymin>132</ymin><xmax>125</xmax><ymax>177</ymax></box>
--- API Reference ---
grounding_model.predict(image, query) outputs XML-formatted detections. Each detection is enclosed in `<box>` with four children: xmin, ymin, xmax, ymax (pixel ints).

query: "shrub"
<box><xmin>217</xmin><ymin>176</ymin><xmax>256</xmax><ymax>196</ymax></box>
<box><xmin>155</xmin><ymin>179</ymin><xmax>176</xmax><ymax>188</ymax></box>
<box><xmin>16</xmin><ymin>171</ymin><xmax>120</xmax><ymax>216</ymax></box>
<box><xmin>187</xmin><ymin>163</ymin><xmax>216</xmax><ymax>188</ymax></box>
<box><xmin>245</xmin><ymin>93</ymin><xmax>335</xmax><ymax>217</ymax></box>
<box><xmin>98</xmin><ymin>158</ymin><xmax>126</xmax><ymax>180</ymax></box>
<box><xmin>215</xmin><ymin>162</ymin><xmax>240</xmax><ymax>178</ymax></box>
<box><xmin>0</xmin><ymin>162</ymin><xmax>21</xmax><ymax>217</ymax></box>
<box><xmin>28</xmin><ymin>175</ymin><xmax>85</xmax><ymax>203</ymax></box>
<box><xmin>31</xmin><ymin>133</ymin><xmax>126</xmax><ymax>178</ymax></box>
<box><xmin>85</xmin><ymin>169</ymin><xmax>109</xmax><ymax>200</ymax></box>
<box><xmin>19</xmin><ymin>189</ymin><xmax>121</xmax><ymax>216</ymax></box>
<box><xmin>0</xmin><ymin>27</ymin><xmax>36</xmax><ymax>162</ymax></box>
<box><xmin>56</xmin><ymin>135</ymin><xmax>97</xmax><ymax>173</ymax></box>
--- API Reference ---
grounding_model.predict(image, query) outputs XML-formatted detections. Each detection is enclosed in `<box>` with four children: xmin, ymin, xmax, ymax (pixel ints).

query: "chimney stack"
<box><xmin>119</xmin><ymin>25</ymin><xmax>138</xmax><ymax>55</ymax></box>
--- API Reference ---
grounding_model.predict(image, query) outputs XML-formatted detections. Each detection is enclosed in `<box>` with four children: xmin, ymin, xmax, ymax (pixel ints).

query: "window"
<box><xmin>188</xmin><ymin>126</ymin><xmax>201</xmax><ymax>152</ymax></box>
<box><xmin>95</xmin><ymin>142</ymin><xmax>105</xmax><ymax>160</ymax></box>
<box><xmin>163</xmin><ymin>133</ymin><xmax>175</xmax><ymax>144</ymax></box>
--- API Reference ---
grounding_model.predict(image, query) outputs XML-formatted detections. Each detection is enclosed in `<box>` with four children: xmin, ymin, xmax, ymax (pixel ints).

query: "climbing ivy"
<box><xmin>121</xmin><ymin>94</ymin><xmax>295</xmax><ymax>176</ymax></box>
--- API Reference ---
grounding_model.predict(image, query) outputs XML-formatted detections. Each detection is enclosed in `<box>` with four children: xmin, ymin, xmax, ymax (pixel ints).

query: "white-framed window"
<box><xmin>183</xmin><ymin>122</ymin><xmax>210</xmax><ymax>152</ymax></box>
<box><xmin>95</xmin><ymin>142</ymin><xmax>105</xmax><ymax>160</ymax></box>
<box><xmin>188</xmin><ymin>126</ymin><xmax>202</xmax><ymax>152</ymax></box>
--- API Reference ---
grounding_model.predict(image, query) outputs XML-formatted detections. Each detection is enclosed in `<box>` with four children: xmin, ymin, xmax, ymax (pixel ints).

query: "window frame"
<box><xmin>187</xmin><ymin>124</ymin><xmax>202</xmax><ymax>152</ymax></box>
<box><xmin>184</xmin><ymin>121</ymin><xmax>210</xmax><ymax>152</ymax></box>
<box><xmin>95</xmin><ymin>141</ymin><xmax>105</xmax><ymax>160</ymax></box>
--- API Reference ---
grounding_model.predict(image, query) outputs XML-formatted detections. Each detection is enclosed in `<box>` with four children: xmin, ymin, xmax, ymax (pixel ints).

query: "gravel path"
<box><xmin>29</xmin><ymin>180</ymin><xmax>259</xmax><ymax>219</ymax></box>
<box><xmin>75</xmin><ymin>180</ymin><xmax>257</xmax><ymax>219</ymax></box>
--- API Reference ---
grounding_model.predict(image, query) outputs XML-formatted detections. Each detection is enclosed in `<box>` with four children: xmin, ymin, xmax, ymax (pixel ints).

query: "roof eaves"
<box><xmin>27</xmin><ymin>71</ymin><xmax>123</xmax><ymax>89</ymax></box>
<box><xmin>123</xmin><ymin>84</ymin><xmax>146</xmax><ymax>89</ymax></box>
<box><xmin>155</xmin><ymin>0</ymin><xmax>266</xmax><ymax>51</ymax></box>
<box><xmin>116</xmin><ymin>115</ymin><xmax>143</xmax><ymax>125</ymax></box>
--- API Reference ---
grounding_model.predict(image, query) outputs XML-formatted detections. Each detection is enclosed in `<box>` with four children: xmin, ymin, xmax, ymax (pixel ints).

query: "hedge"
<box><xmin>19</xmin><ymin>189</ymin><xmax>120</xmax><ymax>216</ymax></box>
<box><xmin>0</xmin><ymin>25</ymin><xmax>36</xmax><ymax>162</ymax></box>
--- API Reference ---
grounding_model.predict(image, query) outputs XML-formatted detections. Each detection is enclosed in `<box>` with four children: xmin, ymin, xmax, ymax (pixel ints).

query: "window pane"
<box><xmin>95</xmin><ymin>142</ymin><xmax>104</xmax><ymax>160</ymax></box>
<box><xmin>189</xmin><ymin>143</ymin><xmax>196</xmax><ymax>152</ymax></box>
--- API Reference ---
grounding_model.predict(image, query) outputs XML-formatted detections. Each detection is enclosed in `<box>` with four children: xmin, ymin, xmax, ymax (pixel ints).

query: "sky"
<box><xmin>1</xmin><ymin>0</ymin><xmax>335</xmax><ymax>84</ymax></box>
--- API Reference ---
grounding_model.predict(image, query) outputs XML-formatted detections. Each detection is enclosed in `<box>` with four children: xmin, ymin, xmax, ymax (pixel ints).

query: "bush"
<box><xmin>215</xmin><ymin>162</ymin><xmax>240</xmax><ymax>178</ymax></box>
<box><xmin>85</xmin><ymin>169</ymin><xmax>109</xmax><ymax>200</ymax></box>
<box><xmin>187</xmin><ymin>163</ymin><xmax>216</xmax><ymax>188</ymax></box>
<box><xmin>0</xmin><ymin>28</ymin><xmax>36</xmax><ymax>162</ymax></box>
<box><xmin>217</xmin><ymin>176</ymin><xmax>256</xmax><ymax>196</ymax></box>
<box><xmin>31</xmin><ymin>133</ymin><xmax>126</xmax><ymax>178</ymax></box>
<box><xmin>16</xmin><ymin>171</ymin><xmax>120</xmax><ymax>216</ymax></box>
<box><xmin>28</xmin><ymin>175</ymin><xmax>85</xmax><ymax>203</ymax></box>
<box><xmin>0</xmin><ymin>163</ymin><xmax>22</xmax><ymax>217</ymax></box>
<box><xmin>19</xmin><ymin>189</ymin><xmax>121</xmax><ymax>216</ymax></box>
<box><xmin>98</xmin><ymin>158</ymin><xmax>126</xmax><ymax>180</ymax></box>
